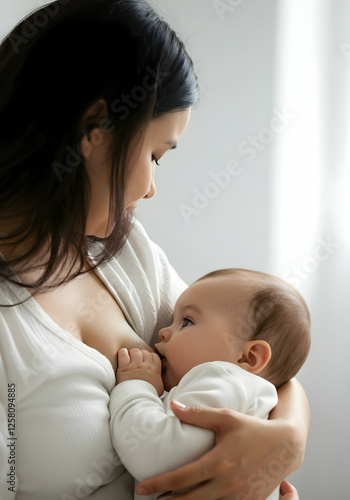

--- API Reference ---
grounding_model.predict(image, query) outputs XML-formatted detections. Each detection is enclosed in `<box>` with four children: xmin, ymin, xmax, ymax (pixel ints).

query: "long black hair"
<box><xmin>0</xmin><ymin>0</ymin><xmax>199</xmax><ymax>303</ymax></box>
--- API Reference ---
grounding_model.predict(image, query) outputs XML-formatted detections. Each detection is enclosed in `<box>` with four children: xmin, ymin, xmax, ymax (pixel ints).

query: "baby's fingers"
<box><xmin>129</xmin><ymin>348</ymin><xmax>144</xmax><ymax>364</ymax></box>
<box><xmin>117</xmin><ymin>348</ymin><xmax>131</xmax><ymax>368</ymax></box>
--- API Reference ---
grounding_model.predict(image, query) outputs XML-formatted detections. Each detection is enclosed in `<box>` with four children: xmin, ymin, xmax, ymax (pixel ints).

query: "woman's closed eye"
<box><xmin>152</xmin><ymin>155</ymin><xmax>161</xmax><ymax>166</ymax></box>
<box><xmin>182</xmin><ymin>318</ymin><xmax>194</xmax><ymax>328</ymax></box>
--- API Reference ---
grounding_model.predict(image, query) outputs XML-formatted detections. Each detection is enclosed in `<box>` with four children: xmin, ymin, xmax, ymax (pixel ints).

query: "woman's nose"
<box><xmin>158</xmin><ymin>327</ymin><xmax>171</xmax><ymax>342</ymax></box>
<box><xmin>144</xmin><ymin>180</ymin><xmax>156</xmax><ymax>199</ymax></box>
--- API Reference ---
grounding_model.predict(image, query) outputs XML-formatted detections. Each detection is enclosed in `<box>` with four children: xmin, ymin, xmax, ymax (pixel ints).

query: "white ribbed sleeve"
<box><xmin>110</xmin><ymin>362</ymin><xmax>278</xmax><ymax>485</ymax></box>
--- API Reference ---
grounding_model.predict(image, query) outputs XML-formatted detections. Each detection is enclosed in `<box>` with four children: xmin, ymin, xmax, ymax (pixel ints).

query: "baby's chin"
<box><xmin>162</xmin><ymin>369</ymin><xmax>181</xmax><ymax>393</ymax></box>
<box><xmin>161</xmin><ymin>369</ymin><xmax>173</xmax><ymax>393</ymax></box>
<box><xmin>162</xmin><ymin>376</ymin><xmax>172</xmax><ymax>393</ymax></box>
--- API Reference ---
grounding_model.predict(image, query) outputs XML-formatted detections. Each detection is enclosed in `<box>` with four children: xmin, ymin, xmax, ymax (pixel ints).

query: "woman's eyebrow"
<box><xmin>165</xmin><ymin>140</ymin><xmax>177</xmax><ymax>149</ymax></box>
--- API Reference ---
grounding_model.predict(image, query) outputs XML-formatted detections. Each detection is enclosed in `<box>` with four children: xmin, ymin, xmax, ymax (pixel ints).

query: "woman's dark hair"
<box><xmin>0</xmin><ymin>0</ymin><xmax>199</xmax><ymax>304</ymax></box>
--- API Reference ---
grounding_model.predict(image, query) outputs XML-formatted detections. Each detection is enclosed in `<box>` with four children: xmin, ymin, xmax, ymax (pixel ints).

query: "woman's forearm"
<box><xmin>270</xmin><ymin>377</ymin><xmax>310</xmax><ymax>469</ymax></box>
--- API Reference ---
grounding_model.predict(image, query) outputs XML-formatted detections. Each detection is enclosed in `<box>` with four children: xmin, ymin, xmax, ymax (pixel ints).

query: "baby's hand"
<box><xmin>116</xmin><ymin>348</ymin><xmax>164</xmax><ymax>397</ymax></box>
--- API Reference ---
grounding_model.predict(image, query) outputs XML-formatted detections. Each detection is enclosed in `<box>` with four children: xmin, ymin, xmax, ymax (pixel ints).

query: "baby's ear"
<box><xmin>237</xmin><ymin>340</ymin><xmax>271</xmax><ymax>375</ymax></box>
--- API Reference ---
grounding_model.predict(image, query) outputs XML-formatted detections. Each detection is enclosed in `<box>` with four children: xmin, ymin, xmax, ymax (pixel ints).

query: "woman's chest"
<box><xmin>16</xmin><ymin>353</ymin><xmax>124</xmax><ymax>497</ymax></box>
<box><xmin>33</xmin><ymin>268</ymin><xmax>153</xmax><ymax>372</ymax></box>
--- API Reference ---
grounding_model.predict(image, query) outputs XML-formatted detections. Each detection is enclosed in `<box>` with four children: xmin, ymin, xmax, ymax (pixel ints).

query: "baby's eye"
<box><xmin>182</xmin><ymin>318</ymin><xmax>194</xmax><ymax>328</ymax></box>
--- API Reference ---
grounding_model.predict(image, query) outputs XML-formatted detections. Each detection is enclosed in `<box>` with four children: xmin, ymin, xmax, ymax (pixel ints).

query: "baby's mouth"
<box><xmin>154</xmin><ymin>346</ymin><xmax>167</xmax><ymax>374</ymax></box>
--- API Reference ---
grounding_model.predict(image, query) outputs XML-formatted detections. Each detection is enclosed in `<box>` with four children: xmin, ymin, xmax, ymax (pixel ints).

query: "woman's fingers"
<box><xmin>169</xmin><ymin>400</ymin><xmax>234</xmax><ymax>434</ymax></box>
<box><xmin>136</xmin><ymin>402</ymin><xmax>295</xmax><ymax>499</ymax></box>
<box><xmin>135</xmin><ymin>403</ymin><xmax>240</xmax><ymax>497</ymax></box>
<box><xmin>135</xmin><ymin>416</ymin><xmax>239</xmax><ymax>497</ymax></box>
<box><xmin>280</xmin><ymin>480</ymin><xmax>299</xmax><ymax>499</ymax></box>
<box><xmin>136</xmin><ymin>450</ymin><xmax>216</xmax><ymax>497</ymax></box>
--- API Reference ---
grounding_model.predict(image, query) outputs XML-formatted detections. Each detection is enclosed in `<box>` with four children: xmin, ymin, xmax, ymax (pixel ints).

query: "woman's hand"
<box><xmin>135</xmin><ymin>401</ymin><xmax>304</xmax><ymax>500</ymax></box>
<box><xmin>280</xmin><ymin>480</ymin><xmax>299</xmax><ymax>499</ymax></box>
<box><xmin>116</xmin><ymin>348</ymin><xmax>164</xmax><ymax>396</ymax></box>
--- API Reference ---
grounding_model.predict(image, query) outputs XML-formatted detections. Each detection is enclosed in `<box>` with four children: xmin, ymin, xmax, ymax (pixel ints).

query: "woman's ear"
<box><xmin>81</xmin><ymin>98</ymin><xmax>108</xmax><ymax>129</ymax></box>
<box><xmin>80</xmin><ymin>98</ymin><xmax>109</xmax><ymax>159</ymax></box>
<box><xmin>237</xmin><ymin>340</ymin><xmax>271</xmax><ymax>375</ymax></box>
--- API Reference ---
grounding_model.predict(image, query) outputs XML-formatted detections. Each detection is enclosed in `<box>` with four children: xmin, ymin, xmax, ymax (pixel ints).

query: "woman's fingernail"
<box><xmin>171</xmin><ymin>400</ymin><xmax>187</xmax><ymax>409</ymax></box>
<box><xmin>136</xmin><ymin>487</ymin><xmax>148</xmax><ymax>495</ymax></box>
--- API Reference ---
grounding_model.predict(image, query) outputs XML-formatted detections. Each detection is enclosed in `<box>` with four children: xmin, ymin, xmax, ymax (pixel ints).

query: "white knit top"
<box><xmin>110</xmin><ymin>361</ymin><xmax>279</xmax><ymax>500</ymax></box>
<box><xmin>0</xmin><ymin>217</ymin><xmax>187</xmax><ymax>500</ymax></box>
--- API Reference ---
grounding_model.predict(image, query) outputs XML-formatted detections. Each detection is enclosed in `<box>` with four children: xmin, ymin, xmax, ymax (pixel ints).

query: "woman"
<box><xmin>0</xmin><ymin>1</ymin><xmax>308</xmax><ymax>498</ymax></box>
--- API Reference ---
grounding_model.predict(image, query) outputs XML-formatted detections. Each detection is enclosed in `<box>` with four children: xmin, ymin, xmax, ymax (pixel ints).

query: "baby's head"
<box><xmin>154</xmin><ymin>269</ymin><xmax>311</xmax><ymax>391</ymax></box>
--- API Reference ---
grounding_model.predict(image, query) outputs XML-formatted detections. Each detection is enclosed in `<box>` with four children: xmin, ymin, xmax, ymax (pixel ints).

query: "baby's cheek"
<box><xmin>170</xmin><ymin>361</ymin><xmax>187</xmax><ymax>386</ymax></box>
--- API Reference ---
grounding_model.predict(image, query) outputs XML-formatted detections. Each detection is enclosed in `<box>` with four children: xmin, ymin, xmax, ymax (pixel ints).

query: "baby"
<box><xmin>109</xmin><ymin>269</ymin><xmax>311</xmax><ymax>499</ymax></box>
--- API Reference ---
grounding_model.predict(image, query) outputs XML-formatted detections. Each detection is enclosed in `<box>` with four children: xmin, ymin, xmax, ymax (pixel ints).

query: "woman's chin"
<box><xmin>125</xmin><ymin>203</ymin><xmax>138</xmax><ymax>214</ymax></box>
<box><xmin>85</xmin><ymin>219</ymin><xmax>116</xmax><ymax>238</ymax></box>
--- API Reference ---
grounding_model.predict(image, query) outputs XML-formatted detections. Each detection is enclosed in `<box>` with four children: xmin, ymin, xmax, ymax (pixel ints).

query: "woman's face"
<box><xmin>124</xmin><ymin>109</ymin><xmax>191</xmax><ymax>211</ymax></box>
<box><xmin>83</xmin><ymin>105</ymin><xmax>191</xmax><ymax>236</ymax></box>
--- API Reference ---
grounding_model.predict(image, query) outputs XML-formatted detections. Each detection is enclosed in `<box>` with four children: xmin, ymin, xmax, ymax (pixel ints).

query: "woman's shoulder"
<box><xmin>0</xmin><ymin>275</ymin><xmax>30</xmax><ymax>307</ymax></box>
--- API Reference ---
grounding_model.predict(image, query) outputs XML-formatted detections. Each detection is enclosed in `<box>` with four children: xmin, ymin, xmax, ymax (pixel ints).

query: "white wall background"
<box><xmin>1</xmin><ymin>0</ymin><xmax>350</xmax><ymax>497</ymax></box>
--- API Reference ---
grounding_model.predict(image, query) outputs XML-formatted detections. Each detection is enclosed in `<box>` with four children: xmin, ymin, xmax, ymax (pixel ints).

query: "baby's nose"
<box><xmin>158</xmin><ymin>327</ymin><xmax>171</xmax><ymax>341</ymax></box>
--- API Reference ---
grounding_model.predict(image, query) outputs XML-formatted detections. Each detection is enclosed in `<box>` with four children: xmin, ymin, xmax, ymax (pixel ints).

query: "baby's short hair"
<box><xmin>196</xmin><ymin>269</ymin><xmax>311</xmax><ymax>388</ymax></box>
